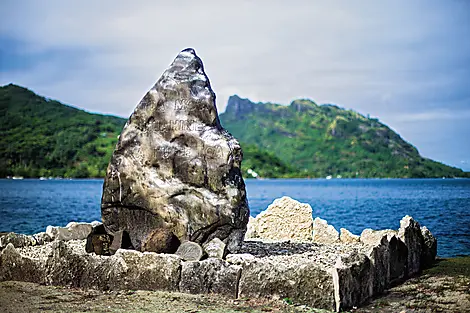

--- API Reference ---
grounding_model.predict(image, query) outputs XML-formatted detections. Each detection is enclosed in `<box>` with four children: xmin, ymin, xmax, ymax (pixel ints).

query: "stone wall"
<box><xmin>0</xmin><ymin>214</ymin><xmax>437</xmax><ymax>312</ymax></box>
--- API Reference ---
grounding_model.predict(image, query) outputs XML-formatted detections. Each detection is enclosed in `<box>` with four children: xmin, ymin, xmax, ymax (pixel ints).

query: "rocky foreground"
<box><xmin>1</xmin><ymin>256</ymin><xmax>469</xmax><ymax>313</ymax></box>
<box><xmin>0</xmin><ymin>208</ymin><xmax>438</xmax><ymax>312</ymax></box>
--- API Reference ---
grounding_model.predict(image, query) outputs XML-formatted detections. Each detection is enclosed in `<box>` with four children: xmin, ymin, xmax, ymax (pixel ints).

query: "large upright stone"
<box><xmin>101</xmin><ymin>48</ymin><xmax>249</xmax><ymax>253</ymax></box>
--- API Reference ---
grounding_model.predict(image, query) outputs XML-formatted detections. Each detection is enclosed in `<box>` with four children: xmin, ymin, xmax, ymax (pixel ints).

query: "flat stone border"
<box><xmin>0</xmin><ymin>216</ymin><xmax>437</xmax><ymax>312</ymax></box>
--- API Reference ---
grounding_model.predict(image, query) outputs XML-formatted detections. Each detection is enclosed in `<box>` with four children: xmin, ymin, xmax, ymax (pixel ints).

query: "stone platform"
<box><xmin>0</xmin><ymin>216</ymin><xmax>436</xmax><ymax>312</ymax></box>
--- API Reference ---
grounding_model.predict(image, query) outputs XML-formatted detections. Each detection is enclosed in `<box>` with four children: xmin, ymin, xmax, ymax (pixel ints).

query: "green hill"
<box><xmin>0</xmin><ymin>84</ymin><xmax>290</xmax><ymax>178</ymax></box>
<box><xmin>0</xmin><ymin>84</ymin><xmax>125</xmax><ymax>178</ymax></box>
<box><xmin>0</xmin><ymin>85</ymin><xmax>467</xmax><ymax>178</ymax></box>
<box><xmin>219</xmin><ymin>95</ymin><xmax>469</xmax><ymax>178</ymax></box>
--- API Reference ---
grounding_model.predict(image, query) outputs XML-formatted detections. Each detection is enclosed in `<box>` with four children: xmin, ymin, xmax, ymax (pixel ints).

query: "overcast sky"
<box><xmin>1</xmin><ymin>1</ymin><xmax>469</xmax><ymax>170</ymax></box>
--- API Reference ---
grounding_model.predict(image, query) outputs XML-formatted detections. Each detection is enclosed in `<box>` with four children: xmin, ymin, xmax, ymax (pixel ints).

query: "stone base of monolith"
<box><xmin>0</xmin><ymin>215</ymin><xmax>436</xmax><ymax>312</ymax></box>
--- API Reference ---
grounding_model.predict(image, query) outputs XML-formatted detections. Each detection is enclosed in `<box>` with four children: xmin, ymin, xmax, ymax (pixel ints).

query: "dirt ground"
<box><xmin>0</xmin><ymin>257</ymin><xmax>468</xmax><ymax>313</ymax></box>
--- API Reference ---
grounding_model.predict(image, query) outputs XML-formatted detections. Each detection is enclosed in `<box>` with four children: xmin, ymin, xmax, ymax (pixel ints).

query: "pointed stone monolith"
<box><xmin>101</xmin><ymin>48</ymin><xmax>249</xmax><ymax>253</ymax></box>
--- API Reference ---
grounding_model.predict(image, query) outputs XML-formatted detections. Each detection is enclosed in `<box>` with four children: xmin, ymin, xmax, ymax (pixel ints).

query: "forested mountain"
<box><xmin>1</xmin><ymin>84</ymin><xmax>467</xmax><ymax>178</ymax></box>
<box><xmin>0</xmin><ymin>84</ymin><xmax>290</xmax><ymax>178</ymax></box>
<box><xmin>219</xmin><ymin>95</ymin><xmax>468</xmax><ymax>178</ymax></box>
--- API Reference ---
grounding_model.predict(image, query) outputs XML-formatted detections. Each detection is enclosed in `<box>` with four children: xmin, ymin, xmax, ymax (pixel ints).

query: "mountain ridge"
<box><xmin>219</xmin><ymin>95</ymin><xmax>468</xmax><ymax>178</ymax></box>
<box><xmin>1</xmin><ymin>84</ymin><xmax>468</xmax><ymax>178</ymax></box>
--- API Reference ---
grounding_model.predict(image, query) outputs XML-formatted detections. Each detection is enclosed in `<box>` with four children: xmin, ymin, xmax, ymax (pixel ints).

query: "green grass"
<box><xmin>424</xmin><ymin>256</ymin><xmax>470</xmax><ymax>278</ymax></box>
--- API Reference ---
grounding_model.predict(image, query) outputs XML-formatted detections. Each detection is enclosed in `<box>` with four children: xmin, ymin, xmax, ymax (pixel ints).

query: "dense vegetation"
<box><xmin>0</xmin><ymin>84</ymin><xmax>124</xmax><ymax>178</ymax></box>
<box><xmin>0</xmin><ymin>85</ymin><xmax>291</xmax><ymax>178</ymax></box>
<box><xmin>219</xmin><ymin>95</ymin><xmax>469</xmax><ymax>178</ymax></box>
<box><xmin>1</xmin><ymin>85</ymin><xmax>468</xmax><ymax>178</ymax></box>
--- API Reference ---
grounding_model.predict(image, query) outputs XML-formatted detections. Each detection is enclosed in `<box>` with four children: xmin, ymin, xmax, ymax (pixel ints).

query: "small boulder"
<box><xmin>109</xmin><ymin>249</ymin><xmax>182</xmax><ymax>291</ymax></box>
<box><xmin>0</xmin><ymin>232</ymin><xmax>35</xmax><ymax>249</ymax></box>
<box><xmin>86</xmin><ymin>223</ymin><xmax>113</xmax><ymax>255</ymax></box>
<box><xmin>312</xmin><ymin>217</ymin><xmax>339</xmax><ymax>244</ymax></box>
<box><xmin>203</xmin><ymin>238</ymin><xmax>227</xmax><ymax>259</ymax></box>
<box><xmin>175</xmin><ymin>241</ymin><xmax>204</xmax><ymax>261</ymax></box>
<box><xmin>33</xmin><ymin>232</ymin><xmax>52</xmax><ymax>245</ymax></box>
<box><xmin>245</xmin><ymin>196</ymin><xmax>313</xmax><ymax>241</ymax></box>
<box><xmin>340</xmin><ymin>228</ymin><xmax>360</xmax><ymax>244</ymax></box>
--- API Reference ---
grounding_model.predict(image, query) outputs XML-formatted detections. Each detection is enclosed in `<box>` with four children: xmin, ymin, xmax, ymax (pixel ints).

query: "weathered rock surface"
<box><xmin>141</xmin><ymin>228</ymin><xmax>180</xmax><ymax>254</ymax></box>
<box><xmin>0</xmin><ymin>215</ymin><xmax>437</xmax><ymax>312</ymax></box>
<box><xmin>245</xmin><ymin>196</ymin><xmax>313</xmax><ymax>241</ymax></box>
<box><xmin>175</xmin><ymin>241</ymin><xmax>204</xmax><ymax>261</ymax></box>
<box><xmin>203</xmin><ymin>237</ymin><xmax>227</xmax><ymax>259</ymax></box>
<box><xmin>0</xmin><ymin>233</ymin><xmax>36</xmax><ymax>249</ymax></box>
<box><xmin>398</xmin><ymin>215</ymin><xmax>423</xmax><ymax>276</ymax></box>
<box><xmin>0</xmin><ymin>243</ymin><xmax>46</xmax><ymax>284</ymax></box>
<box><xmin>101</xmin><ymin>48</ymin><xmax>249</xmax><ymax>253</ymax></box>
<box><xmin>46</xmin><ymin>222</ymin><xmax>92</xmax><ymax>241</ymax></box>
<box><xmin>340</xmin><ymin>228</ymin><xmax>360</xmax><ymax>244</ymax></box>
<box><xmin>179</xmin><ymin>258</ymin><xmax>241</xmax><ymax>297</ymax></box>
<box><xmin>312</xmin><ymin>217</ymin><xmax>340</xmax><ymax>244</ymax></box>
<box><xmin>421</xmin><ymin>226</ymin><xmax>437</xmax><ymax>268</ymax></box>
<box><xmin>85</xmin><ymin>223</ymin><xmax>113</xmax><ymax>255</ymax></box>
<box><xmin>332</xmin><ymin>252</ymin><xmax>372</xmax><ymax>312</ymax></box>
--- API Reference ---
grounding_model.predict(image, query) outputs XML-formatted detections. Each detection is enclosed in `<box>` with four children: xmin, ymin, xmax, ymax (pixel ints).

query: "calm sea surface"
<box><xmin>0</xmin><ymin>178</ymin><xmax>469</xmax><ymax>257</ymax></box>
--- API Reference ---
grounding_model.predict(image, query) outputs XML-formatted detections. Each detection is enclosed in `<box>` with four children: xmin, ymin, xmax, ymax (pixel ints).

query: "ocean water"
<box><xmin>0</xmin><ymin>178</ymin><xmax>469</xmax><ymax>257</ymax></box>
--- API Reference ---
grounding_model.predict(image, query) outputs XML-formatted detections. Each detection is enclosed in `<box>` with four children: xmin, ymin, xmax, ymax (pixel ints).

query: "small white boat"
<box><xmin>326</xmin><ymin>175</ymin><xmax>332</xmax><ymax>180</ymax></box>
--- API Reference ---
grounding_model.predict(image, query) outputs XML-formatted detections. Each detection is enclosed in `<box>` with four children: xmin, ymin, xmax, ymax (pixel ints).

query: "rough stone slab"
<box><xmin>0</xmin><ymin>233</ymin><xmax>36</xmax><ymax>249</ymax></box>
<box><xmin>104</xmin><ymin>249</ymin><xmax>182</xmax><ymax>291</ymax></box>
<box><xmin>234</xmin><ymin>253</ymin><xmax>336</xmax><ymax>310</ymax></box>
<box><xmin>360</xmin><ymin>229</ymin><xmax>408</xmax><ymax>289</ymax></box>
<box><xmin>362</xmin><ymin>237</ymin><xmax>390</xmax><ymax>294</ymax></box>
<box><xmin>45</xmin><ymin>240</ymin><xmax>92</xmax><ymax>287</ymax></box>
<box><xmin>340</xmin><ymin>228</ymin><xmax>360</xmax><ymax>244</ymax></box>
<box><xmin>46</xmin><ymin>223</ymin><xmax>93</xmax><ymax>241</ymax></box>
<box><xmin>420</xmin><ymin>226</ymin><xmax>437</xmax><ymax>268</ymax></box>
<box><xmin>398</xmin><ymin>216</ymin><xmax>423</xmax><ymax>276</ymax></box>
<box><xmin>179</xmin><ymin>258</ymin><xmax>241</xmax><ymax>297</ymax></box>
<box><xmin>245</xmin><ymin>196</ymin><xmax>313</xmax><ymax>241</ymax></box>
<box><xmin>332</xmin><ymin>252</ymin><xmax>372</xmax><ymax>311</ymax></box>
<box><xmin>230</xmin><ymin>240</ymin><xmax>365</xmax><ymax>311</ymax></box>
<box><xmin>312</xmin><ymin>217</ymin><xmax>340</xmax><ymax>244</ymax></box>
<box><xmin>2</xmin><ymin>240</ymin><xmax>182</xmax><ymax>292</ymax></box>
<box><xmin>0</xmin><ymin>243</ymin><xmax>46</xmax><ymax>284</ymax></box>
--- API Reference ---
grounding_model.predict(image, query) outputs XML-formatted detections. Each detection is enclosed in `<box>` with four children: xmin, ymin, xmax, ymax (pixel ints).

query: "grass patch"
<box><xmin>424</xmin><ymin>256</ymin><xmax>470</xmax><ymax>278</ymax></box>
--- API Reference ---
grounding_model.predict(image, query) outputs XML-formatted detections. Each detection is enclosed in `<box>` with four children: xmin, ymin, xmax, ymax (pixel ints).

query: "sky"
<box><xmin>1</xmin><ymin>1</ymin><xmax>469</xmax><ymax>170</ymax></box>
